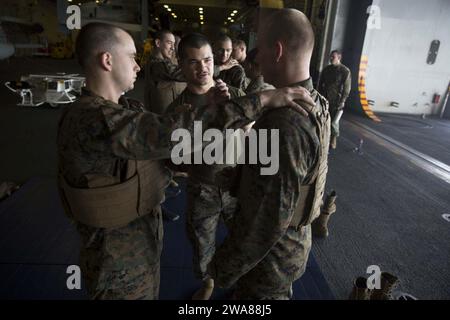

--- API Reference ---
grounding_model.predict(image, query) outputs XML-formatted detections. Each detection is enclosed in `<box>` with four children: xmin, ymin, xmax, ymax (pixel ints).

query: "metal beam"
<box><xmin>160</xmin><ymin>0</ymin><xmax>242</xmax><ymax>9</ymax></box>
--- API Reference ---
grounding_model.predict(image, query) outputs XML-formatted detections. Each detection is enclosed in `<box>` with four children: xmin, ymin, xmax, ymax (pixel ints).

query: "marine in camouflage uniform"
<box><xmin>213</xmin><ymin>35</ymin><xmax>248</xmax><ymax>91</ymax></box>
<box><xmin>209</xmin><ymin>78</ymin><xmax>330</xmax><ymax>300</ymax></box>
<box><xmin>243</xmin><ymin>48</ymin><xmax>274</xmax><ymax>94</ymax></box>
<box><xmin>166</xmin><ymin>85</ymin><xmax>245</xmax><ymax>282</ymax></box>
<box><xmin>145</xmin><ymin>53</ymin><xmax>186</xmax><ymax>114</ymax></box>
<box><xmin>209</xmin><ymin>9</ymin><xmax>331</xmax><ymax>300</ymax></box>
<box><xmin>318</xmin><ymin>51</ymin><xmax>351</xmax><ymax>146</ymax></box>
<box><xmin>58</xmin><ymin>87</ymin><xmax>272</xmax><ymax>300</ymax></box>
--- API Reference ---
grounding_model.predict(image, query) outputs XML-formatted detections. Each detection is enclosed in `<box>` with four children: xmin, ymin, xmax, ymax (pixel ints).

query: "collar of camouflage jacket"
<box><xmin>80</xmin><ymin>88</ymin><xmax>128</xmax><ymax>109</ymax></box>
<box><xmin>288</xmin><ymin>77</ymin><xmax>314</xmax><ymax>92</ymax></box>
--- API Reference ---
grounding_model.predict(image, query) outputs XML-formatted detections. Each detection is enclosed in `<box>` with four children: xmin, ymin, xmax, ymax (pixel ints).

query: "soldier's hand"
<box><xmin>258</xmin><ymin>87</ymin><xmax>315</xmax><ymax>117</ymax></box>
<box><xmin>220</xmin><ymin>58</ymin><xmax>239</xmax><ymax>71</ymax></box>
<box><xmin>207</xmin><ymin>79</ymin><xmax>231</xmax><ymax>105</ymax></box>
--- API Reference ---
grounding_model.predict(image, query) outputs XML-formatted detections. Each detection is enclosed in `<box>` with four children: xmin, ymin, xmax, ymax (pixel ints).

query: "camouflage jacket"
<box><xmin>145</xmin><ymin>54</ymin><xmax>184</xmax><ymax>85</ymax></box>
<box><xmin>58</xmin><ymin>89</ymin><xmax>263</xmax><ymax>189</ymax></box>
<box><xmin>144</xmin><ymin>54</ymin><xmax>186</xmax><ymax>114</ymax></box>
<box><xmin>318</xmin><ymin>63</ymin><xmax>351</xmax><ymax>110</ymax></box>
<box><xmin>165</xmin><ymin>84</ymin><xmax>246</xmax><ymax>184</ymax></box>
<box><xmin>165</xmin><ymin>85</ymin><xmax>245</xmax><ymax>114</ymax></box>
<box><xmin>214</xmin><ymin>64</ymin><xmax>248</xmax><ymax>91</ymax></box>
<box><xmin>245</xmin><ymin>75</ymin><xmax>275</xmax><ymax>94</ymax></box>
<box><xmin>209</xmin><ymin>78</ymin><xmax>330</xmax><ymax>288</ymax></box>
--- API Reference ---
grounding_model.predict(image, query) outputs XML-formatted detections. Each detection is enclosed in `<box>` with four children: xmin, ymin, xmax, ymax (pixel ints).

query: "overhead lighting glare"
<box><xmin>164</xmin><ymin>5</ymin><xmax>169</xmax><ymax>8</ymax></box>
<box><xmin>233</xmin><ymin>10</ymin><xmax>238</xmax><ymax>13</ymax></box>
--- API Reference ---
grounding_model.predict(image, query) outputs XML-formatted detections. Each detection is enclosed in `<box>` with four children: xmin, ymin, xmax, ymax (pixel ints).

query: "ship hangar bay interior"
<box><xmin>0</xmin><ymin>0</ymin><xmax>449</xmax><ymax>300</ymax></box>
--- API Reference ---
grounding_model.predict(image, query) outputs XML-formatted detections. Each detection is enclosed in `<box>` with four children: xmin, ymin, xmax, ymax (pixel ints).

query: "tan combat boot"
<box><xmin>192</xmin><ymin>278</ymin><xmax>214</xmax><ymax>300</ymax></box>
<box><xmin>330</xmin><ymin>136</ymin><xmax>337</xmax><ymax>149</ymax></box>
<box><xmin>312</xmin><ymin>191</ymin><xmax>337</xmax><ymax>238</ymax></box>
<box><xmin>370</xmin><ymin>272</ymin><xmax>399</xmax><ymax>300</ymax></box>
<box><xmin>349</xmin><ymin>277</ymin><xmax>371</xmax><ymax>300</ymax></box>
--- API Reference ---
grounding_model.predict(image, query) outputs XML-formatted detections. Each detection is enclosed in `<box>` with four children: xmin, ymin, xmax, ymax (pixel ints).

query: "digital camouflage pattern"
<box><xmin>144</xmin><ymin>54</ymin><xmax>186</xmax><ymax>114</ymax></box>
<box><xmin>57</xmin><ymin>88</ymin><xmax>264</xmax><ymax>299</ymax></box>
<box><xmin>245</xmin><ymin>75</ymin><xmax>275</xmax><ymax>94</ymax></box>
<box><xmin>318</xmin><ymin>63</ymin><xmax>351</xmax><ymax>137</ymax></box>
<box><xmin>186</xmin><ymin>182</ymin><xmax>236</xmax><ymax>280</ymax></box>
<box><xmin>166</xmin><ymin>85</ymin><xmax>244</xmax><ymax>280</ymax></box>
<box><xmin>215</xmin><ymin>64</ymin><xmax>248</xmax><ymax>91</ymax></box>
<box><xmin>209</xmin><ymin>78</ymin><xmax>330</xmax><ymax>300</ymax></box>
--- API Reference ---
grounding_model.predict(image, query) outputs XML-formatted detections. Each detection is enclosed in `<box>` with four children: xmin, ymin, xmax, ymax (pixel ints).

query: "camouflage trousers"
<box><xmin>76</xmin><ymin>206</ymin><xmax>163</xmax><ymax>300</ymax></box>
<box><xmin>330</xmin><ymin>107</ymin><xmax>341</xmax><ymax>138</ymax></box>
<box><xmin>233</xmin><ymin>225</ymin><xmax>312</xmax><ymax>300</ymax></box>
<box><xmin>186</xmin><ymin>180</ymin><xmax>237</xmax><ymax>281</ymax></box>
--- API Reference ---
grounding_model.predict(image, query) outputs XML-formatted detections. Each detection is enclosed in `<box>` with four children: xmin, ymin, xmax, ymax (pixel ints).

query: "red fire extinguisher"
<box><xmin>432</xmin><ymin>94</ymin><xmax>441</xmax><ymax>104</ymax></box>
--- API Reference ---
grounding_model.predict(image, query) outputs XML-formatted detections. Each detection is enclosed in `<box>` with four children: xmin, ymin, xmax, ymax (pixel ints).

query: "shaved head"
<box><xmin>261</xmin><ymin>9</ymin><xmax>314</xmax><ymax>59</ymax></box>
<box><xmin>75</xmin><ymin>22</ymin><xmax>127</xmax><ymax>69</ymax></box>
<box><xmin>257</xmin><ymin>9</ymin><xmax>315</xmax><ymax>87</ymax></box>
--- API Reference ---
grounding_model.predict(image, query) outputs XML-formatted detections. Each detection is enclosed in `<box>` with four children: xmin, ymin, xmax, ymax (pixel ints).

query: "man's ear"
<box><xmin>155</xmin><ymin>39</ymin><xmax>161</xmax><ymax>48</ymax></box>
<box><xmin>275</xmin><ymin>41</ymin><xmax>283</xmax><ymax>63</ymax></box>
<box><xmin>100</xmin><ymin>52</ymin><xmax>113</xmax><ymax>72</ymax></box>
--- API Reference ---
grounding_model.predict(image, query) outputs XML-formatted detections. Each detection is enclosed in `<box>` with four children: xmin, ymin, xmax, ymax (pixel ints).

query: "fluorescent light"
<box><xmin>228</xmin><ymin>17</ymin><xmax>231</xmax><ymax>20</ymax></box>
<box><xmin>233</xmin><ymin>10</ymin><xmax>238</xmax><ymax>13</ymax></box>
<box><xmin>164</xmin><ymin>5</ymin><xmax>169</xmax><ymax>8</ymax></box>
<box><xmin>167</xmin><ymin>8</ymin><xmax>171</xmax><ymax>11</ymax></box>
<box><xmin>231</xmin><ymin>13</ymin><xmax>235</xmax><ymax>16</ymax></box>
<box><xmin>200</xmin><ymin>15</ymin><xmax>203</xmax><ymax>19</ymax></box>
<box><xmin>230</xmin><ymin>19</ymin><xmax>234</xmax><ymax>22</ymax></box>
<box><xmin>200</xmin><ymin>21</ymin><xmax>204</xmax><ymax>24</ymax></box>
<box><xmin>199</xmin><ymin>7</ymin><xmax>203</xmax><ymax>10</ymax></box>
